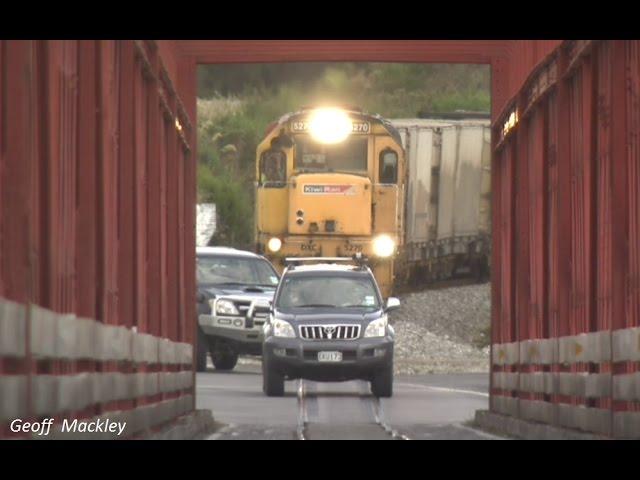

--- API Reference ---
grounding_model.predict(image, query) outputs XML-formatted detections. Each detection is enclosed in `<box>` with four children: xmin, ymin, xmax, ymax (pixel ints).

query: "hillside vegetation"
<box><xmin>197</xmin><ymin>63</ymin><xmax>490</xmax><ymax>248</ymax></box>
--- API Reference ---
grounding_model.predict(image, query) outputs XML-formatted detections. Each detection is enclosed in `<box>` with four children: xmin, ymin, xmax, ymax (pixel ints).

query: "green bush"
<box><xmin>197</xmin><ymin>164</ymin><xmax>254</xmax><ymax>249</ymax></box>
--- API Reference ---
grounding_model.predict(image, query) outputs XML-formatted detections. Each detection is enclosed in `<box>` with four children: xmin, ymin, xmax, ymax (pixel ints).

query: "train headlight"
<box><xmin>267</xmin><ymin>237</ymin><xmax>282</xmax><ymax>253</ymax></box>
<box><xmin>372</xmin><ymin>234</ymin><xmax>395</xmax><ymax>258</ymax></box>
<box><xmin>309</xmin><ymin>108</ymin><xmax>351</xmax><ymax>144</ymax></box>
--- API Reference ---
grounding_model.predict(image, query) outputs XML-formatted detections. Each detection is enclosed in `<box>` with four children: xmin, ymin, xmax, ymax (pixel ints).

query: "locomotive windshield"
<box><xmin>294</xmin><ymin>136</ymin><xmax>368</xmax><ymax>173</ymax></box>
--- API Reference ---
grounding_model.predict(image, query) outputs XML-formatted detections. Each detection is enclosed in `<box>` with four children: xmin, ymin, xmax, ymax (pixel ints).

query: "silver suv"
<box><xmin>196</xmin><ymin>247</ymin><xmax>279</xmax><ymax>372</ymax></box>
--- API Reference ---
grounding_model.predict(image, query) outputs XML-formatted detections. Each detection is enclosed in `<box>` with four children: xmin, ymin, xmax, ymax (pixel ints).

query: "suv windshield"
<box><xmin>276</xmin><ymin>274</ymin><xmax>380</xmax><ymax>309</ymax></box>
<box><xmin>197</xmin><ymin>255</ymin><xmax>279</xmax><ymax>287</ymax></box>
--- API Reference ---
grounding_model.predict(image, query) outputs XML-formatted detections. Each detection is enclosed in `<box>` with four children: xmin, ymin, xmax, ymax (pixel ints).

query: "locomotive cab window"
<box><xmin>260</xmin><ymin>149</ymin><xmax>286</xmax><ymax>187</ymax></box>
<box><xmin>295</xmin><ymin>136</ymin><xmax>368</xmax><ymax>174</ymax></box>
<box><xmin>379</xmin><ymin>149</ymin><xmax>398</xmax><ymax>184</ymax></box>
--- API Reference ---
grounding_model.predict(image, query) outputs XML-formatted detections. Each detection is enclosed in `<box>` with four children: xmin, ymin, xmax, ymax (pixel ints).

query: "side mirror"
<box><xmin>385</xmin><ymin>297</ymin><xmax>400</xmax><ymax>312</ymax></box>
<box><xmin>196</xmin><ymin>292</ymin><xmax>205</xmax><ymax>303</ymax></box>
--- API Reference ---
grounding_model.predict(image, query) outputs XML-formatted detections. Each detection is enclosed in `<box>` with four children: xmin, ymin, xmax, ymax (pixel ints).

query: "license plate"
<box><xmin>318</xmin><ymin>351</ymin><xmax>342</xmax><ymax>362</ymax></box>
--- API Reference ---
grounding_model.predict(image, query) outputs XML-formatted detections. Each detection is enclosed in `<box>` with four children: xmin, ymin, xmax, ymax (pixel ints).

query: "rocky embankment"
<box><xmin>389</xmin><ymin>283</ymin><xmax>491</xmax><ymax>375</ymax></box>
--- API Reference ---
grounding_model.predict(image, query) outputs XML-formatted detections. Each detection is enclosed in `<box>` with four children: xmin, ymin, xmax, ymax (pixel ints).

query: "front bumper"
<box><xmin>263</xmin><ymin>335</ymin><xmax>394</xmax><ymax>381</ymax></box>
<box><xmin>199</xmin><ymin>314</ymin><xmax>264</xmax><ymax>344</ymax></box>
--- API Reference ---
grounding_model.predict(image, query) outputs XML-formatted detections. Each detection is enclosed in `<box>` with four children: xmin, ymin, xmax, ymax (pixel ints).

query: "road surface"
<box><xmin>196</xmin><ymin>360</ymin><xmax>504</xmax><ymax>440</ymax></box>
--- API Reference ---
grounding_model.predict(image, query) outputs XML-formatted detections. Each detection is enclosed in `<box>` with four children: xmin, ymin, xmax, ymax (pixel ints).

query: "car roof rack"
<box><xmin>284</xmin><ymin>253</ymin><xmax>369</xmax><ymax>269</ymax></box>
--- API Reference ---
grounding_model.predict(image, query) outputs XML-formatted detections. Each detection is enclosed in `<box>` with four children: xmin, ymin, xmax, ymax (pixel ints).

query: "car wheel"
<box><xmin>262</xmin><ymin>353</ymin><xmax>285</xmax><ymax>397</ymax></box>
<box><xmin>370</xmin><ymin>361</ymin><xmax>393</xmax><ymax>398</ymax></box>
<box><xmin>210</xmin><ymin>341</ymin><xmax>239</xmax><ymax>371</ymax></box>
<box><xmin>196</xmin><ymin>329</ymin><xmax>209</xmax><ymax>372</ymax></box>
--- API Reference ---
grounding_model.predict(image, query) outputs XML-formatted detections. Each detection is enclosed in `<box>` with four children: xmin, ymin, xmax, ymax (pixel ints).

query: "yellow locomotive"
<box><xmin>255</xmin><ymin>106</ymin><xmax>404</xmax><ymax>297</ymax></box>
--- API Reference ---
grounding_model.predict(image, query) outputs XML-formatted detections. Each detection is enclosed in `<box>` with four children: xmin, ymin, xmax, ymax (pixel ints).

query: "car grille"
<box><xmin>299</xmin><ymin>324</ymin><xmax>361</xmax><ymax>341</ymax></box>
<box><xmin>234</xmin><ymin>301</ymin><xmax>270</xmax><ymax>325</ymax></box>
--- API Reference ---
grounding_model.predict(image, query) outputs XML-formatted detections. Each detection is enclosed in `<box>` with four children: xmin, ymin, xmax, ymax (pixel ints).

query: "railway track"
<box><xmin>296</xmin><ymin>379</ymin><xmax>410</xmax><ymax>440</ymax></box>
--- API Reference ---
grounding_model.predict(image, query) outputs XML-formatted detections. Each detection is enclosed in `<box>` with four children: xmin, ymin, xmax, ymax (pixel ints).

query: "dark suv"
<box><xmin>261</xmin><ymin>256</ymin><xmax>399</xmax><ymax>397</ymax></box>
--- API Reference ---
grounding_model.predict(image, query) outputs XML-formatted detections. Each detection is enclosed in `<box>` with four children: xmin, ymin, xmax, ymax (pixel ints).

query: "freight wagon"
<box><xmin>391</xmin><ymin>113</ymin><xmax>492</xmax><ymax>285</ymax></box>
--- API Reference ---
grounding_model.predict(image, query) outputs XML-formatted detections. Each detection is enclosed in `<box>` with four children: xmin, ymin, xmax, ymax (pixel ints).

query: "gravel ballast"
<box><xmin>389</xmin><ymin>283</ymin><xmax>491</xmax><ymax>375</ymax></box>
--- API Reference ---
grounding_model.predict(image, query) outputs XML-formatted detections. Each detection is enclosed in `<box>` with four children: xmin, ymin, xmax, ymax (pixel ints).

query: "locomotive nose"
<box><xmin>288</xmin><ymin>173</ymin><xmax>372</xmax><ymax>236</ymax></box>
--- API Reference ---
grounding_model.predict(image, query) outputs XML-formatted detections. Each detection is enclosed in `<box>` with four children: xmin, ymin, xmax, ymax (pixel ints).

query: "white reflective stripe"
<box><xmin>514</xmin><ymin>372</ymin><xmax>611</xmax><ymax>397</ymax></box>
<box><xmin>56</xmin><ymin>314</ymin><xmax>78</xmax><ymax>360</ymax></box>
<box><xmin>0</xmin><ymin>375</ymin><xmax>28</xmax><ymax>421</ymax></box>
<box><xmin>144</xmin><ymin>372</ymin><xmax>159</xmax><ymax>396</ymax></box>
<box><xmin>159</xmin><ymin>372</ymin><xmax>174</xmax><ymax>393</ymax></box>
<box><xmin>32</xmin><ymin>375</ymin><xmax>59</xmax><ymax>415</ymax></box>
<box><xmin>512</xmin><ymin>338</ymin><xmax>556</xmax><ymax>365</ymax></box>
<box><xmin>519</xmin><ymin>399</ymin><xmax>554</xmax><ymax>424</ymax></box>
<box><xmin>179</xmin><ymin>371</ymin><xmax>194</xmax><ymax>390</ymax></box>
<box><xmin>614</xmin><ymin>411</ymin><xmax>640</xmax><ymax>439</ymax></box>
<box><xmin>558</xmin><ymin>372</ymin><xmax>588</xmax><ymax>397</ymax></box>
<box><xmin>537</xmin><ymin>338</ymin><xmax>557</xmax><ymax>364</ymax></box>
<box><xmin>506</xmin><ymin>342</ymin><xmax>519</xmax><ymax>365</ymax></box>
<box><xmin>75</xmin><ymin>317</ymin><xmax>97</xmax><ymax>359</ymax></box>
<box><xmin>557</xmin><ymin>404</ymin><xmax>610</xmax><ymax>435</ymax></box>
<box><xmin>585</xmin><ymin>373</ymin><xmax>611</xmax><ymax>398</ymax></box>
<box><xmin>159</xmin><ymin>338</ymin><xmax>177</xmax><ymax>364</ymax></box>
<box><xmin>158</xmin><ymin>371</ymin><xmax>193</xmax><ymax>393</ymax></box>
<box><xmin>586</xmin><ymin>330</ymin><xmax>611</xmax><ymax>363</ymax></box>
<box><xmin>492</xmin><ymin>395</ymin><xmax>518</xmax><ymax>417</ymax></box>
<box><xmin>520</xmin><ymin>373</ymin><xmax>552</xmax><ymax>394</ymax></box>
<box><xmin>559</xmin><ymin>334</ymin><xmax>589</xmax><ymax>364</ymax></box>
<box><xmin>30</xmin><ymin>371</ymin><xmax>188</xmax><ymax>416</ymax></box>
<box><xmin>613</xmin><ymin>327</ymin><xmax>640</xmax><ymax>362</ymax></box>
<box><xmin>18</xmin><ymin>301</ymin><xmax>191</xmax><ymax>364</ymax></box>
<box><xmin>177</xmin><ymin>342</ymin><xmax>193</xmax><ymax>365</ymax></box>
<box><xmin>101</xmin><ymin>325</ymin><xmax>133</xmax><ymax>361</ymax></box>
<box><xmin>492</xmin><ymin>372</ymin><xmax>518</xmax><ymax>391</ymax></box>
<box><xmin>143</xmin><ymin>335</ymin><xmax>159</xmax><ymax>364</ymax></box>
<box><xmin>492</xmin><ymin>342</ymin><xmax>519</xmax><ymax>365</ymax></box>
<box><xmin>133</xmin><ymin>333</ymin><xmax>152</xmax><ymax>363</ymax></box>
<box><xmin>56</xmin><ymin>373</ymin><xmax>93</xmax><ymax>413</ymax></box>
<box><xmin>613</xmin><ymin>372</ymin><xmax>640</xmax><ymax>401</ymax></box>
<box><xmin>30</xmin><ymin>305</ymin><xmax>57</xmax><ymax>358</ymax></box>
<box><xmin>0</xmin><ymin>300</ymin><xmax>27</xmax><ymax>358</ymax></box>
<box><xmin>493</xmin><ymin>328</ymin><xmax>635</xmax><ymax>366</ymax></box>
<box><xmin>519</xmin><ymin>340</ymin><xmax>533</xmax><ymax>364</ymax></box>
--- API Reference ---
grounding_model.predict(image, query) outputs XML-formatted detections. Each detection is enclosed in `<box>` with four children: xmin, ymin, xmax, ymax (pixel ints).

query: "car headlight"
<box><xmin>272</xmin><ymin>318</ymin><xmax>296</xmax><ymax>338</ymax></box>
<box><xmin>364</xmin><ymin>315</ymin><xmax>388</xmax><ymax>338</ymax></box>
<box><xmin>214</xmin><ymin>299</ymin><xmax>239</xmax><ymax>316</ymax></box>
<box><xmin>267</xmin><ymin>237</ymin><xmax>282</xmax><ymax>253</ymax></box>
<box><xmin>372</xmin><ymin>234</ymin><xmax>395</xmax><ymax>258</ymax></box>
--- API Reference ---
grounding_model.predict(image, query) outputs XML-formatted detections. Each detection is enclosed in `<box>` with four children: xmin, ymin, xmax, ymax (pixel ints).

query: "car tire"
<box><xmin>211</xmin><ymin>347</ymin><xmax>239</xmax><ymax>371</ymax></box>
<box><xmin>370</xmin><ymin>361</ymin><xmax>393</xmax><ymax>398</ymax></box>
<box><xmin>262</xmin><ymin>354</ymin><xmax>285</xmax><ymax>397</ymax></box>
<box><xmin>196</xmin><ymin>329</ymin><xmax>209</xmax><ymax>372</ymax></box>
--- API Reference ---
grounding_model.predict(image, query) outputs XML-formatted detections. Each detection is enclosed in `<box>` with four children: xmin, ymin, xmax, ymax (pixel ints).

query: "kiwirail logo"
<box><xmin>10</xmin><ymin>418</ymin><xmax>127</xmax><ymax>437</ymax></box>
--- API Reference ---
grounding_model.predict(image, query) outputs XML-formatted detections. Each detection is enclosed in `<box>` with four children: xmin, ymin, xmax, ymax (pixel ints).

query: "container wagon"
<box><xmin>391</xmin><ymin>113</ymin><xmax>492</xmax><ymax>285</ymax></box>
